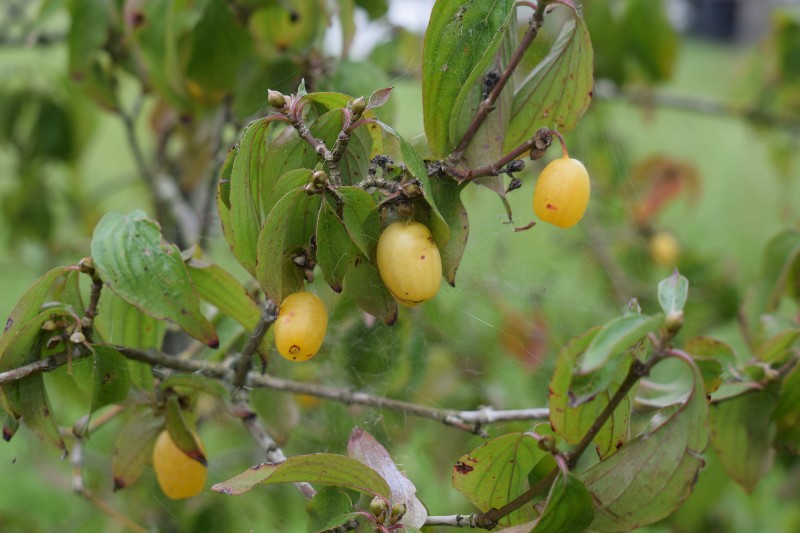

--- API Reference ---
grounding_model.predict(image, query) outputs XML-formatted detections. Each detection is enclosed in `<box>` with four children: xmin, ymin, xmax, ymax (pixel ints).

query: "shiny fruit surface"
<box><xmin>377</xmin><ymin>221</ymin><xmax>442</xmax><ymax>306</ymax></box>
<box><xmin>152</xmin><ymin>430</ymin><xmax>207</xmax><ymax>500</ymax></box>
<box><xmin>533</xmin><ymin>156</ymin><xmax>590</xmax><ymax>228</ymax></box>
<box><xmin>274</xmin><ymin>292</ymin><xmax>328</xmax><ymax>362</ymax></box>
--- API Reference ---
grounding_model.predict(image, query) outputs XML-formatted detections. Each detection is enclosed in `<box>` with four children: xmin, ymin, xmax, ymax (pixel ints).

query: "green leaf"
<box><xmin>373</xmin><ymin>119</ymin><xmax>449</xmax><ymax>247</ymax></box>
<box><xmin>217</xmin><ymin>146</ymin><xmax>235</xmax><ymax>245</ymax></box>
<box><xmin>684</xmin><ymin>336</ymin><xmax>738</xmax><ymax>372</ymax></box>
<box><xmin>1</xmin><ymin>266</ymin><xmax>73</xmax><ymax>354</ymax></box>
<box><xmin>621</xmin><ymin>0</ymin><xmax>678</xmax><ymax>82</ymax></box>
<box><xmin>185</xmin><ymin>0</ymin><xmax>251</xmax><ymax>93</ymax></box>
<box><xmin>505</xmin><ymin>9</ymin><xmax>594</xmax><ymax>150</ymax></box>
<box><xmin>709</xmin><ymin>387</ymin><xmax>778</xmax><ymax>493</ymax></box>
<box><xmin>774</xmin><ymin>363</ymin><xmax>800</xmax><ymax>453</ymax></box>
<box><xmin>112</xmin><ymin>406</ymin><xmax>162</xmax><ymax>491</ymax></box>
<box><xmin>657</xmin><ymin>270</ymin><xmax>689</xmax><ymax>315</ymax></box>
<box><xmin>93</xmin><ymin>290</ymin><xmax>164</xmax><ymax>390</ymax></box>
<box><xmin>339</xmin><ymin>0</ymin><xmax>355</xmax><ymax>58</ymax></box>
<box><xmin>67</xmin><ymin>0</ymin><xmax>112</xmax><ymax>76</ymax></box>
<box><xmin>579</xmin><ymin>314</ymin><xmax>663</xmax><ymax>374</ymax></box>
<box><xmin>449</xmin><ymin>7</ymin><xmax>516</xmax><ymax>170</ymax></box>
<box><xmin>343</xmin><ymin>260</ymin><xmax>397</xmax><ymax>325</ymax></box>
<box><xmin>337</xmin><ymin>187</ymin><xmax>381</xmax><ymax>259</ymax></box>
<box><xmin>159</xmin><ymin>374</ymin><xmax>227</xmax><ymax>399</ymax></box>
<box><xmin>256</xmin><ymin>188</ymin><xmax>321</xmax><ymax>304</ymax></box>
<box><xmin>593</xmin><ymin>361</ymin><xmax>635</xmax><ymax>460</ymax></box>
<box><xmin>91</xmin><ymin>211</ymin><xmax>218</xmax><ymax>347</ymax></box>
<box><xmin>755</xmin><ymin>329</ymin><xmax>800</xmax><ymax>363</ymax></box>
<box><xmin>451</xmin><ymin>433</ymin><xmax>545</xmax><ymax>526</ymax></box>
<box><xmin>348</xmin><ymin>427</ymin><xmax>427</xmax><ymax>528</ymax></box>
<box><xmin>186</xmin><ymin>259</ymin><xmax>269</xmax><ymax>353</ymax></box>
<box><xmin>165</xmin><ymin>396</ymin><xmax>207</xmax><ymax>466</ymax></box>
<box><xmin>422</xmin><ymin>0</ymin><xmax>515</xmax><ymax>156</ymax></box>
<box><xmin>90</xmin><ymin>345</ymin><xmax>131</xmax><ymax>414</ymax></box>
<box><xmin>533</xmin><ymin>473</ymin><xmax>594</xmax><ymax>532</ymax></box>
<box><xmin>305</xmin><ymin>487</ymin><xmax>355</xmax><ymax>533</ymax></box>
<box><xmin>549</xmin><ymin>326</ymin><xmax>601</xmax><ymax>444</ymax></box>
<box><xmin>429</xmin><ymin>177</ymin><xmax>468</xmax><ymax>286</ymax></box>
<box><xmin>228</xmin><ymin>118</ymin><xmax>281</xmax><ymax>275</ymax></box>
<box><xmin>1</xmin><ymin>308</ymin><xmax>74</xmax><ymax>373</ymax></box>
<box><xmin>317</xmin><ymin>196</ymin><xmax>364</xmax><ymax>292</ymax></box>
<box><xmin>750</xmin><ymin>230</ymin><xmax>800</xmax><ymax>330</ymax></box>
<box><xmin>581</xmin><ymin>355</ymin><xmax>708</xmax><ymax>532</ymax></box>
<box><xmin>4</xmin><ymin>374</ymin><xmax>65</xmax><ymax>453</ymax></box>
<box><xmin>212</xmin><ymin>453</ymin><xmax>391</xmax><ymax>499</ymax></box>
<box><xmin>0</xmin><ymin>388</ymin><xmax>19</xmax><ymax>442</ymax></box>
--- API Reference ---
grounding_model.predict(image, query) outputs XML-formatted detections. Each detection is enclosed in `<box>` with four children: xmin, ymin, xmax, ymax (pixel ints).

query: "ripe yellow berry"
<box><xmin>152</xmin><ymin>430</ymin><xmax>207</xmax><ymax>500</ymax></box>
<box><xmin>649</xmin><ymin>231</ymin><xmax>680</xmax><ymax>267</ymax></box>
<box><xmin>274</xmin><ymin>292</ymin><xmax>328</xmax><ymax>362</ymax></box>
<box><xmin>377</xmin><ymin>221</ymin><xmax>442</xmax><ymax>306</ymax></box>
<box><xmin>533</xmin><ymin>156</ymin><xmax>590</xmax><ymax>228</ymax></box>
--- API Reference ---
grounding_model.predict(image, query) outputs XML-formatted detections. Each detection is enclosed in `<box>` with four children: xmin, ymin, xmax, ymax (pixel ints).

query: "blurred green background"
<box><xmin>2</xmin><ymin>0</ymin><xmax>800</xmax><ymax>532</ymax></box>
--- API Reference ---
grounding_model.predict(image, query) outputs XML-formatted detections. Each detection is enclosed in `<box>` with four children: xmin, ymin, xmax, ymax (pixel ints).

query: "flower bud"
<box><xmin>267</xmin><ymin>90</ymin><xmax>287</xmax><ymax>109</ymax></box>
<box><xmin>350</xmin><ymin>96</ymin><xmax>367</xmax><ymax>116</ymax></box>
<box><xmin>70</xmin><ymin>330</ymin><xmax>86</xmax><ymax>344</ymax></box>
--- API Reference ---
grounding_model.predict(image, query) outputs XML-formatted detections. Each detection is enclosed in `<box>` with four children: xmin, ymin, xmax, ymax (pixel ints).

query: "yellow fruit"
<box><xmin>649</xmin><ymin>231</ymin><xmax>680</xmax><ymax>267</ymax></box>
<box><xmin>274</xmin><ymin>292</ymin><xmax>328</xmax><ymax>362</ymax></box>
<box><xmin>152</xmin><ymin>430</ymin><xmax>207</xmax><ymax>500</ymax></box>
<box><xmin>377</xmin><ymin>221</ymin><xmax>442</xmax><ymax>306</ymax></box>
<box><xmin>533</xmin><ymin>156</ymin><xmax>590</xmax><ymax>228</ymax></box>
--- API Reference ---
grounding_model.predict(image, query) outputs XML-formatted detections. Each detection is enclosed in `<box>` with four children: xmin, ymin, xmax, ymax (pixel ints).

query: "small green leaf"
<box><xmin>256</xmin><ymin>188</ymin><xmax>321</xmax><ymax>304</ymax></box>
<box><xmin>505</xmin><ymin>8</ymin><xmax>594</xmax><ymax>150</ymax></box>
<box><xmin>317</xmin><ymin>197</ymin><xmax>364</xmax><ymax>292</ymax></box>
<box><xmin>429</xmin><ymin>177</ymin><xmax>468</xmax><ymax>286</ymax></box>
<box><xmin>658</xmin><ymin>270</ymin><xmax>689</xmax><ymax>315</ymax></box>
<box><xmin>159</xmin><ymin>374</ymin><xmax>227</xmax><ymax>399</ymax></box>
<box><xmin>186</xmin><ymin>259</ymin><xmax>269</xmax><ymax>353</ymax></box>
<box><xmin>1</xmin><ymin>308</ymin><xmax>74</xmax><ymax>373</ymax></box>
<box><xmin>533</xmin><ymin>473</ymin><xmax>594</xmax><ymax>532</ymax></box>
<box><xmin>305</xmin><ymin>487</ymin><xmax>356</xmax><ymax>533</ymax></box>
<box><xmin>422</xmin><ymin>0</ymin><xmax>515</xmax><ymax>156</ymax></box>
<box><xmin>164</xmin><ymin>396</ymin><xmax>207</xmax><ymax>466</ymax></box>
<box><xmin>621</xmin><ymin>0</ymin><xmax>678</xmax><ymax>82</ymax></box>
<box><xmin>709</xmin><ymin>387</ymin><xmax>779</xmax><ymax>493</ymax></box>
<box><xmin>90</xmin><ymin>345</ymin><xmax>131</xmax><ymax>414</ymax></box>
<box><xmin>112</xmin><ymin>407</ymin><xmax>162</xmax><ymax>491</ymax></box>
<box><xmin>93</xmin><ymin>290</ymin><xmax>164</xmax><ymax>390</ymax></box>
<box><xmin>337</xmin><ymin>187</ymin><xmax>381</xmax><ymax>259</ymax></box>
<box><xmin>4</xmin><ymin>374</ymin><xmax>65</xmax><ymax>453</ymax></box>
<box><xmin>1</xmin><ymin>266</ymin><xmax>73</xmax><ymax>353</ymax></box>
<box><xmin>228</xmin><ymin>118</ymin><xmax>279</xmax><ymax>275</ymax></box>
<box><xmin>753</xmin><ymin>229</ymin><xmax>800</xmax><ymax>315</ymax></box>
<box><xmin>582</xmin><ymin>355</ymin><xmax>708</xmax><ymax>531</ymax></box>
<box><xmin>91</xmin><ymin>211</ymin><xmax>217</xmax><ymax>347</ymax></box>
<box><xmin>579</xmin><ymin>314</ymin><xmax>663</xmax><ymax>374</ymax></box>
<box><xmin>217</xmin><ymin>146</ymin><xmax>235</xmax><ymax>249</ymax></box>
<box><xmin>185</xmin><ymin>0</ymin><xmax>252</xmax><ymax>93</ymax></box>
<box><xmin>67</xmin><ymin>0</ymin><xmax>111</xmax><ymax>76</ymax></box>
<box><xmin>373</xmin><ymin>119</ymin><xmax>449</xmax><ymax>247</ymax></box>
<box><xmin>0</xmin><ymin>388</ymin><xmax>19</xmax><ymax>441</ymax></box>
<box><xmin>755</xmin><ymin>329</ymin><xmax>800</xmax><ymax>363</ymax></box>
<box><xmin>684</xmin><ymin>336</ymin><xmax>738</xmax><ymax>371</ymax></box>
<box><xmin>451</xmin><ymin>433</ymin><xmax>545</xmax><ymax>526</ymax></box>
<box><xmin>774</xmin><ymin>363</ymin><xmax>800</xmax><ymax>453</ymax></box>
<box><xmin>212</xmin><ymin>453</ymin><xmax>391</xmax><ymax>499</ymax></box>
<box><xmin>343</xmin><ymin>260</ymin><xmax>397</xmax><ymax>325</ymax></box>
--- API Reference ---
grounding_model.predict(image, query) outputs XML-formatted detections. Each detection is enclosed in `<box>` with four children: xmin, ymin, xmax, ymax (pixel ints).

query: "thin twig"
<box><xmin>447</xmin><ymin>1</ymin><xmax>550</xmax><ymax>165</ymax></box>
<box><xmin>117</xmin><ymin>95</ymin><xmax>198</xmax><ymax>245</ymax></box>
<box><xmin>425</xmin><ymin>514</ymin><xmax>481</xmax><ymax>528</ymax></box>
<box><xmin>449</xmin><ymin>128</ymin><xmax>553</xmax><ymax>183</ymax></box>
<box><xmin>232</xmin><ymin>302</ymin><xmax>278</xmax><ymax>390</ymax></box>
<box><xmin>0</xmin><ymin>347</ymin><xmax>550</xmax><ymax>433</ymax></box>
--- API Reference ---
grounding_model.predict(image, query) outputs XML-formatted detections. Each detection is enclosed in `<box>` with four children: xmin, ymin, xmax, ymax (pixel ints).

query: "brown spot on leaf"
<box><xmin>454</xmin><ymin>462</ymin><xmax>473</xmax><ymax>474</ymax></box>
<box><xmin>4</xmin><ymin>318</ymin><xmax>12</xmax><ymax>332</ymax></box>
<box><xmin>42</xmin><ymin>407</ymin><xmax>50</xmax><ymax>417</ymax></box>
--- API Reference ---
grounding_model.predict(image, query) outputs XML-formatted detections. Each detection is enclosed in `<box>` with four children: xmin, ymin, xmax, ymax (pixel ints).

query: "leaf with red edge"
<box><xmin>348</xmin><ymin>427</ymin><xmax>427</xmax><ymax>528</ymax></box>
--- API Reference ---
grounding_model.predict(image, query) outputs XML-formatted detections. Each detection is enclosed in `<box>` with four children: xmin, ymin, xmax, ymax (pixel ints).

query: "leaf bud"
<box><xmin>390</xmin><ymin>502</ymin><xmax>407</xmax><ymax>523</ymax></box>
<box><xmin>42</xmin><ymin>320</ymin><xmax>58</xmax><ymax>331</ymax></box>
<box><xmin>267</xmin><ymin>90</ymin><xmax>287</xmax><ymax>109</ymax></box>
<box><xmin>70</xmin><ymin>330</ymin><xmax>86</xmax><ymax>344</ymax></box>
<box><xmin>370</xmin><ymin>496</ymin><xmax>387</xmax><ymax>522</ymax></box>
<box><xmin>665</xmin><ymin>310</ymin><xmax>684</xmax><ymax>335</ymax></box>
<box><xmin>350</xmin><ymin>96</ymin><xmax>367</xmax><ymax>116</ymax></box>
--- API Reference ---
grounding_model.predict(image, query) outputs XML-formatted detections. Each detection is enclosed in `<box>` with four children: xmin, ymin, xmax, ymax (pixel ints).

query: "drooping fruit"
<box><xmin>533</xmin><ymin>156</ymin><xmax>590</xmax><ymax>228</ymax></box>
<box><xmin>274</xmin><ymin>292</ymin><xmax>328</xmax><ymax>362</ymax></box>
<box><xmin>377</xmin><ymin>221</ymin><xmax>442</xmax><ymax>306</ymax></box>
<box><xmin>152</xmin><ymin>429</ymin><xmax>207</xmax><ymax>500</ymax></box>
